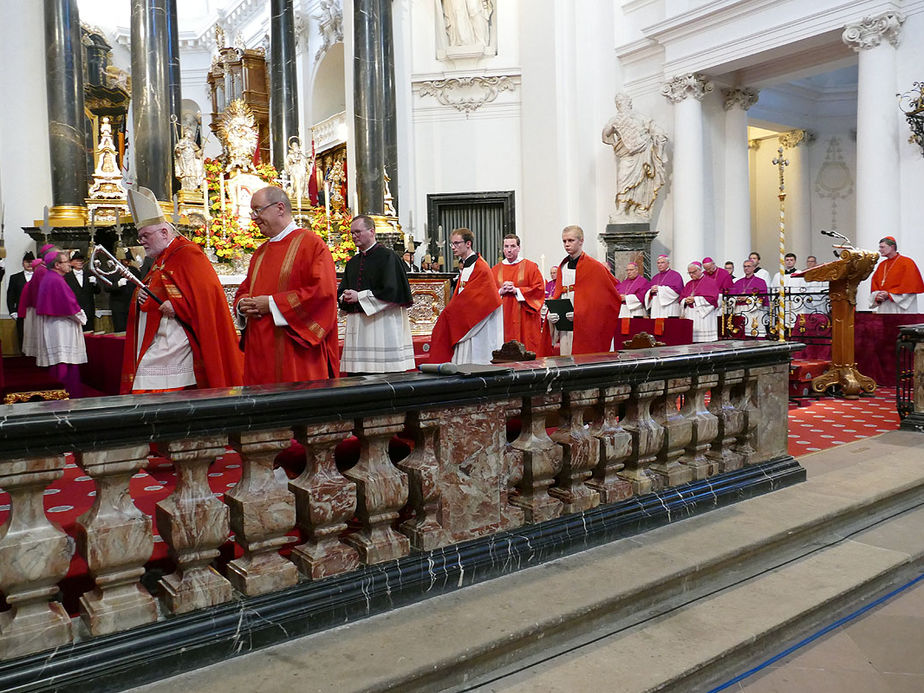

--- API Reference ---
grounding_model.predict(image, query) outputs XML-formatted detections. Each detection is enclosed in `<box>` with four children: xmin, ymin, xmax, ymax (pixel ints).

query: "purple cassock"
<box><xmin>616</xmin><ymin>274</ymin><xmax>651</xmax><ymax>303</ymax></box>
<box><xmin>705</xmin><ymin>267</ymin><xmax>734</xmax><ymax>293</ymax></box>
<box><xmin>36</xmin><ymin>270</ymin><xmax>82</xmax><ymax>317</ymax></box>
<box><xmin>18</xmin><ymin>245</ymin><xmax>57</xmax><ymax>313</ymax></box>
<box><xmin>680</xmin><ymin>275</ymin><xmax>720</xmax><ymax>307</ymax></box>
<box><xmin>731</xmin><ymin>275</ymin><xmax>768</xmax><ymax>305</ymax></box>
<box><xmin>649</xmin><ymin>269</ymin><xmax>684</xmax><ymax>295</ymax></box>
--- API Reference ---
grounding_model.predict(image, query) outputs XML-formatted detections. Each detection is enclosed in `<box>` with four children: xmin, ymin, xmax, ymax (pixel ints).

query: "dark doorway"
<box><xmin>426</xmin><ymin>191</ymin><xmax>515</xmax><ymax>267</ymax></box>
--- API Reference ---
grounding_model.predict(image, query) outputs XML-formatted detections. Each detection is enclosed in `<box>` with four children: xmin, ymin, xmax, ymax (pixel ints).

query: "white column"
<box><xmin>843</xmin><ymin>12</ymin><xmax>903</xmax><ymax>308</ymax></box>
<box><xmin>722</xmin><ymin>88</ymin><xmax>758</xmax><ymax>268</ymax></box>
<box><xmin>662</xmin><ymin>73</ymin><xmax>712</xmax><ymax>267</ymax></box>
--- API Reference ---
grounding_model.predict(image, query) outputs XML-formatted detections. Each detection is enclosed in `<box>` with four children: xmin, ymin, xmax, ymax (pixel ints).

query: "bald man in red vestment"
<box><xmin>493</xmin><ymin>233</ymin><xmax>545</xmax><ymax>353</ymax></box>
<box><xmin>235</xmin><ymin>186</ymin><xmax>339</xmax><ymax>384</ymax></box>
<box><xmin>869</xmin><ymin>236</ymin><xmax>924</xmax><ymax>314</ymax></box>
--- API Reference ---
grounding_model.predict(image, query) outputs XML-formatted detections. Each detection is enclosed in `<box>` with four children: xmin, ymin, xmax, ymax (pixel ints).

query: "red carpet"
<box><xmin>787</xmin><ymin>387</ymin><xmax>899</xmax><ymax>457</ymax></box>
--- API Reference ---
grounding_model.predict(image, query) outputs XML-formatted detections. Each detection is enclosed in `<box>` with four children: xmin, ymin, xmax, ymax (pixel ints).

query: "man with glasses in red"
<box><xmin>235</xmin><ymin>185</ymin><xmax>340</xmax><ymax>384</ymax></box>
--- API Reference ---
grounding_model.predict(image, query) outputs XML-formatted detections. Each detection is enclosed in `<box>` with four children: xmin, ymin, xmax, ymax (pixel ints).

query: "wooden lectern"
<box><xmin>798</xmin><ymin>248</ymin><xmax>880</xmax><ymax>398</ymax></box>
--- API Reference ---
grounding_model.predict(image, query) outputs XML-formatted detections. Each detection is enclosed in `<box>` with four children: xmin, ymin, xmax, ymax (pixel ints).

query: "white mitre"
<box><xmin>127</xmin><ymin>187</ymin><xmax>166</xmax><ymax>228</ymax></box>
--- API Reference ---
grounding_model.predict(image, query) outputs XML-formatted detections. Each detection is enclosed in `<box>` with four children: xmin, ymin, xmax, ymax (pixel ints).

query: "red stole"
<box><xmin>493</xmin><ymin>259</ymin><xmax>545</xmax><ymax>353</ymax></box>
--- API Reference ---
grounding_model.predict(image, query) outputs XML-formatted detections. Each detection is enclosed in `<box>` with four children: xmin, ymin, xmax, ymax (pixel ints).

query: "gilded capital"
<box><xmin>843</xmin><ymin>12</ymin><xmax>904</xmax><ymax>51</ymax></box>
<box><xmin>661</xmin><ymin>73</ymin><xmax>714</xmax><ymax>104</ymax></box>
<box><xmin>722</xmin><ymin>87</ymin><xmax>759</xmax><ymax>111</ymax></box>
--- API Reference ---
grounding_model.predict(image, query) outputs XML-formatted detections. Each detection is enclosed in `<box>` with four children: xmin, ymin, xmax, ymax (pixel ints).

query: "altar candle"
<box><xmin>324</xmin><ymin>181</ymin><xmax>331</xmax><ymax>232</ymax></box>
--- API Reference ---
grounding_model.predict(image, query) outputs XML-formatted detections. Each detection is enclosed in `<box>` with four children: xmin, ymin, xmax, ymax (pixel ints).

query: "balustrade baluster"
<box><xmin>651</xmin><ymin>378</ymin><xmax>693</xmax><ymax>487</ymax></box>
<box><xmin>343</xmin><ymin>414</ymin><xmax>410</xmax><ymax>564</ymax></box>
<box><xmin>679</xmin><ymin>374</ymin><xmax>720</xmax><ymax>479</ymax></box>
<box><xmin>226</xmin><ymin>430</ymin><xmax>298</xmax><ymax>596</ymax></box>
<box><xmin>550</xmin><ymin>389</ymin><xmax>601</xmax><ymax>513</ymax></box>
<box><xmin>501</xmin><ymin>400</ymin><xmax>526</xmax><ymax>529</ymax></box>
<box><xmin>75</xmin><ymin>445</ymin><xmax>157</xmax><ymax>636</ymax></box>
<box><xmin>0</xmin><ymin>456</ymin><xmax>73</xmax><ymax>658</ymax></box>
<box><xmin>587</xmin><ymin>385</ymin><xmax>633</xmax><ymax>503</ymax></box>
<box><xmin>397</xmin><ymin>410</ymin><xmax>445</xmax><ymax>551</ymax></box>
<box><xmin>618</xmin><ymin>380</ymin><xmax>665</xmax><ymax>495</ymax></box>
<box><xmin>156</xmin><ymin>436</ymin><xmax>233</xmax><ymax>614</ymax></box>
<box><xmin>510</xmin><ymin>394</ymin><xmax>563</xmax><ymax>523</ymax></box>
<box><xmin>290</xmin><ymin>421</ymin><xmax>359</xmax><ymax>579</ymax></box>
<box><xmin>707</xmin><ymin>369</ymin><xmax>746</xmax><ymax>473</ymax></box>
<box><xmin>735</xmin><ymin>369</ymin><xmax>760</xmax><ymax>465</ymax></box>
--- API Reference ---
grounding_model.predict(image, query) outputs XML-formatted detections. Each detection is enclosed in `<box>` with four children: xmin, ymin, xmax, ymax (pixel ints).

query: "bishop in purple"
<box><xmin>645</xmin><ymin>254</ymin><xmax>684</xmax><ymax>318</ymax></box>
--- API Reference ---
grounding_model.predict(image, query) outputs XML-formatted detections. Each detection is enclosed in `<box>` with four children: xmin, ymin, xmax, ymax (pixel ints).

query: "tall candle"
<box><xmin>324</xmin><ymin>181</ymin><xmax>331</xmax><ymax>235</ymax></box>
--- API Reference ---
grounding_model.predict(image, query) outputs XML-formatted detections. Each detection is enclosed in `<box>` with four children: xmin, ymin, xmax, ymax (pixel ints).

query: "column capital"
<box><xmin>843</xmin><ymin>12</ymin><xmax>904</xmax><ymax>51</ymax></box>
<box><xmin>661</xmin><ymin>73</ymin><xmax>714</xmax><ymax>104</ymax></box>
<box><xmin>722</xmin><ymin>87</ymin><xmax>759</xmax><ymax>112</ymax></box>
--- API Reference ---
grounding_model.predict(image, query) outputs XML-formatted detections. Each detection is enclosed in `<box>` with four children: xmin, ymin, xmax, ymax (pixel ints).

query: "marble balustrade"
<box><xmin>0</xmin><ymin>341</ymin><xmax>796</xmax><ymax>660</ymax></box>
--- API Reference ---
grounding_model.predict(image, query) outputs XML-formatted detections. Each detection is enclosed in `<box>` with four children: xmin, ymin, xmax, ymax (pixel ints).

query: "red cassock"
<box><xmin>492</xmin><ymin>259</ymin><xmax>545</xmax><ymax>353</ymax></box>
<box><xmin>550</xmin><ymin>253</ymin><xmax>622</xmax><ymax>355</ymax></box>
<box><xmin>234</xmin><ymin>228</ymin><xmax>340</xmax><ymax>385</ymax></box>
<box><xmin>870</xmin><ymin>254</ymin><xmax>924</xmax><ymax>294</ymax></box>
<box><xmin>428</xmin><ymin>255</ymin><xmax>501</xmax><ymax>363</ymax></box>
<box><xmin>121</xmin><ymin>236</ymin><xmax>243</xmax><ymax>393</ymax></box>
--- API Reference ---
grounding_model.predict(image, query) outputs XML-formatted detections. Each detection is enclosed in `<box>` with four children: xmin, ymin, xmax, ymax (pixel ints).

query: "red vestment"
<box><xmin>870</xmin><ymin>254</ymin><xmax>924</xmax><ymax>295</ymax></box>
<box><xmin>428</xmin><ymin>255</ymin><xmax>502</xmax><ymax>363</ymax></box>
<box><xmin>493</xmin><ymin>258</ymin><xmax>545</xmax><ymax>353</ymax></box>
<box><xmin>550</xmin><ymin>253</ymin><xmax>622</xmax><ymax>355</ymax></box>
<box><xmin>121</xmin><ymin>236</ymin><xmax>243</xmax><ymax>393</ymax></box>
<box><xmin>235</xmin><ymin>228</ymin><xmax>340</xmax><ymax>384</ymax></box>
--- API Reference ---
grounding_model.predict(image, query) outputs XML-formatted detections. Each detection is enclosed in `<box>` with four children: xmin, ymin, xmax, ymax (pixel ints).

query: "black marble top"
<box><xmin>0</xmin><ymin>341</ymin><xmax>802</xmax><ymax>458</ymax></box>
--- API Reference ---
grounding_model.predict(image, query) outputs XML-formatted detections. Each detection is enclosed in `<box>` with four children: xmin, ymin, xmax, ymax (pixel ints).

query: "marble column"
<box><xmin>843</xmin><ymin>12</ymin><xmax>904</xmax><ymax>309</ymax></box>
<box><xmin>165</xmin><ymin>0</ymin><xmax>181</xmax><ymax>154</ymax></box>
<box><xmin>131</xmin><ymin>0</ymin><xmax>172</xmax><ymax>201</ymax></box>
<box><xmin>270</xmin><ymin>0</ymin><xmax>299</xmax><ymax>171</ymax></box>
<box><xmin>43</xmin><ymin>0</ymin><xmax>88</xmax><ymax>217</ymax></box>
<box><xmin>662</xmin><ymin>74</ymin><xmax>713</xmax><ymax>266</ymax></box>
<box><xmin>353</xmin><ymin>0</ymin><xmax>386</xmax><ymax>215</ymax></box>
<box><xmin>381</xmin><ymin>0</ymin><xmax>399</xmax><ymax>214</ymax></box>
<box><xmin>722</xmin><ymin>88</ymin><xmax>759</xmax><ymax>266</ymax></box>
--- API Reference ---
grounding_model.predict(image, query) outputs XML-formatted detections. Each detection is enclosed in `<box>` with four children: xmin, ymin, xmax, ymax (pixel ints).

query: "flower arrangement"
<box><xmin>191</xmin><ymin>157</ymin><xmax>356</xmax><ymax>266</ymax></box>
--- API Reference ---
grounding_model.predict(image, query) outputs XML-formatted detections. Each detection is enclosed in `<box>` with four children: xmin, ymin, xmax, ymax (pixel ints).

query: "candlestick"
<box><xmin>324</xmin><ymin>181</ymin><xmax>331</xmax><ymax>238</ymax></box>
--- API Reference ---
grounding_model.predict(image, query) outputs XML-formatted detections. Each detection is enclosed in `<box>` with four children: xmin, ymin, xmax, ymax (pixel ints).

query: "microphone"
<box><xmin>419</xmin><ymin>363</ymin><xmax>460</xmax><ymax>375</ymax></box>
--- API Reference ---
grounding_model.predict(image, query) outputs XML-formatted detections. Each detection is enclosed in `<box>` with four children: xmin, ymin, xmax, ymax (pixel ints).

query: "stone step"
<box><xmin>127</xmin><ymin>431</ymin><xmax>924</xmax><ymax>693</ymax></box>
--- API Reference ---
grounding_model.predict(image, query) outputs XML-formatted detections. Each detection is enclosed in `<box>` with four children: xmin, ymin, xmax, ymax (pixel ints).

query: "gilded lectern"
<box><xmin>798</xmin><ymin>248</ymin><xmax>880</xmax><ymax>398</ymax></box>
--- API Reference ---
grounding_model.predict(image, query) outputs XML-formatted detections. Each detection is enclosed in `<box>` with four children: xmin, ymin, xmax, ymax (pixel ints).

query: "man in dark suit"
<box><xmin>400</xmin><ymin>250</ymin><xmax>418</xmax><ymax>273</ymax></box>
<box><xmin>105</xmin><ymin>256</ymin><xmax>143</xmax><ymax>333</ymax></box>
<box><xmin>6</xmin><ymin>251</ymin><xmax>35</xmax><ymax>352</ymax></box>
<box><xmin>65</xmin><ymin>251</ymin><xmax>100</xmax><ymax>331</ymax></box>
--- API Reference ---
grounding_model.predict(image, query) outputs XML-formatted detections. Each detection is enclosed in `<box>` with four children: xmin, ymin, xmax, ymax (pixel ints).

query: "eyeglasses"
<box><xmin>250</xmin><ymin>202</ymin><xmax>277</xmax><ymax>218</ymax></box>
<box><xmin>450</xmin><ymin>240</ymin><xmax>466</xmax><ymax>247</ymax></box>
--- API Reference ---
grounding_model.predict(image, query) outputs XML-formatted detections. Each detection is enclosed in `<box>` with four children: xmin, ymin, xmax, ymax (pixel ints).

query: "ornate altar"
<box><xmin>799</xmin><ymin>247</ymin><xmax>880</xmax><ymax>398</ymax></box>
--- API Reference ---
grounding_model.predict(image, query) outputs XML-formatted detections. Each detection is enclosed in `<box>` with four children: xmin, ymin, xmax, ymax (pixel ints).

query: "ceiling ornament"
<box><xmin>417</xmin><ymin>75</ymin><xmax>516</xmax><ymax>113</ymax></box>
<box><xmin>722</xmin><ymin>87</ymin><xmax>759</xmax><ymax>112</ymax></box>
<box><xmin>842</xmin><ymin>12</ymin><xmax>904</xmax><ymax>51</ymax></box>
<box><xmin>661</xmin><ymin>73</ymin><xmax>713</xmax><ymax>104</ymax></box>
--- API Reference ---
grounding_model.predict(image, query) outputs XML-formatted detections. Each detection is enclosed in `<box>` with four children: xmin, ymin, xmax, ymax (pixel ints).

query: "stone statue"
<box><xmin>601</xmin><ymin>93</ymin><xmax>668</xmax><ymax>221</ymax></box>
<box><xmin>285</xmin><ymin>137</ymin><xmax>309</xmax><ymax>201</ymax></box>
<box><xmin>174</xmin><ymin>125</ymin><xmax>205</xmax><ymax>192</ymax></box>
<box><xmin>442</xmin><ymin>0</ymin><xmax>494</xmax><ymax>49</ymax></box>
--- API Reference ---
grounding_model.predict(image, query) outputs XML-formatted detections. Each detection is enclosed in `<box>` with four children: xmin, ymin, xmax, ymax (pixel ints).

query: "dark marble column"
<box><xmin>131</xmin><ymin>0</ymin><xmax>172</xmax><ymax>201</ymax></box>
<box><xmin>381</xmin><ymin>0</ymin><xmax>399</xmax><ymax>214</ymax></box>
<box><xmin>353</xmin><ymin>0</ymin><xmax>386</xmax><ymax>215</ymax></box>
<box><xmin>44</xmin><ymin>0</ymin><xmax>88</xmax><ymax>211</ymax></box>
<box><xmin>270</xmin><ymin>0</ymin><xmax>299</xmax><ymax>170</ymax></box>
<box><xmin>165</xmin><ymin>0</ymin><xmax>182</xmax><ymax>136</ymax></box>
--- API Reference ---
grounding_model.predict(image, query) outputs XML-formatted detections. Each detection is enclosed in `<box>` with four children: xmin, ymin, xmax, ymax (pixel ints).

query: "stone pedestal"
<box><xmin>600</xmin><ymin>224</ymin><xmax>658</xmax><ymax>278</ymax></box>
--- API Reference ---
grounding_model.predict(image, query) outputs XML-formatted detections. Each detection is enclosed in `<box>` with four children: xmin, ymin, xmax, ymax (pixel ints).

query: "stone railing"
<box><xmin>0</xmin><ymin>341</ymin><xmax>802</xmax><ymax>690</ymax></box>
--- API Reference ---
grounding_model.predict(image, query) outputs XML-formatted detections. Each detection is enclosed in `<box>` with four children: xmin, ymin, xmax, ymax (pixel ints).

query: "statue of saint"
<box><xmin>285</xmin><ymin>137</ymin><xmax>309</xmax><ymax>201</ymax></box>
<box><xmin>174</xmin><ymin>125</ymin><xmax>204</xmax><ymax>192</ymax></box>
<box><xmin>442</xmin><ymin>0</ymin><xmax>493</xmax><ymax>48</ymax></box>
<box><xmin>601</xmin><ymin>93</ymin><xmax>668</xmax><ymax>221</ymax></box>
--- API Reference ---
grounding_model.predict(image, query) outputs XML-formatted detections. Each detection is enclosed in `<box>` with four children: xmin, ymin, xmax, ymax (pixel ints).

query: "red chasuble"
<box><xmin>551</xmin><ymin>253</ymin><xmax>622</xmax><ymax>355</ymax></box>
<box><xmin>871</xmin><ymin>254</ymin><xmax>924</xmax><ymax>295</ymax></box>
<box><xmin>235</xmin><ymin>228</ymin><xmax>340</xmax><ymax>385</ymax></box>
<box><xmin>492</xmin><ymin>258</ymin><xmax>545</xmax><ymax>353</ymax></box>
<box><xmin>121</xmin><ymin>235</ymin><xmax>243</xmax><ymax>393</ymax></box>
<box><xmin>428</xmin><ymin>254</ymin><xmax>502</xmax><ymax>363</ymax></box>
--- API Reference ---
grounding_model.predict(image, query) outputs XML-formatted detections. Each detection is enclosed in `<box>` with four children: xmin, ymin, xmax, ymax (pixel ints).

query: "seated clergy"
<box><xmin>680</xmin><ymin>262</ymin><xmax>720</xmax><ymax>342</ymax></box>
